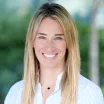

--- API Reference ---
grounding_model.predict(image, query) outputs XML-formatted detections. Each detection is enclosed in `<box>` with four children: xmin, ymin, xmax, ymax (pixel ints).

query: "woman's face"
<box><xmin>34</xmin><ymin>17</ymin><xmax>67</xmax><ymax>68</ymax></box>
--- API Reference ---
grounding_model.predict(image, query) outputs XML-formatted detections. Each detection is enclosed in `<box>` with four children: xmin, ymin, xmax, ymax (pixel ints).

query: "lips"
<box><xmin>42</xmin><ymin>53</ymin><xmax>58</xmax><ymax>58</ymax></box>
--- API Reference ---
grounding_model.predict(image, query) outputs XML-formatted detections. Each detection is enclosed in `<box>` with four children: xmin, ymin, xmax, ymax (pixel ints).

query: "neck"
<box><xmin>39</xmin><ymin>67</ymin><xmax>64</xmax><ymax>86</ymax></box>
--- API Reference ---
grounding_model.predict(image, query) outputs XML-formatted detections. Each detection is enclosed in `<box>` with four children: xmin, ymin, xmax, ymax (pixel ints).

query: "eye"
<box><xmin>54</xmin><ymin>37</ymin><xmax>63</xmax><ymax>40</ymax></box>
<box><xmin>38</xmin><ymin>36</ymin><xmax>46</xmax><ymax>39</ymax></box>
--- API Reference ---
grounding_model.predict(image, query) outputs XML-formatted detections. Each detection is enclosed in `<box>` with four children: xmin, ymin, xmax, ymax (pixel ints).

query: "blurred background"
<box><xmin>0</xmin><ymin>0</ymin><xmax>104</xmax><ymax>103</ymax></box>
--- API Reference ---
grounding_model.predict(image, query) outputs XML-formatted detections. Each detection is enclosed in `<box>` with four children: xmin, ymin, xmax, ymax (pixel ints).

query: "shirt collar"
<box><xmin>54</xmin><ymin>72</ymin><xmax>64</xmax><ymax>92</ymax></box>
<box><xmin>36</xmin><ymin>72</ymin><xmax>64</xmax><ymax>93</ymax></box>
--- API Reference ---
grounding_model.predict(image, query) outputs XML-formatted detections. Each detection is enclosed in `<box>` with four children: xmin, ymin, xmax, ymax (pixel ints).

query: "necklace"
<box><xmin>47</xmin><ymin>87</ymin><xmax>50</xmax><ymax>90</ymax></box>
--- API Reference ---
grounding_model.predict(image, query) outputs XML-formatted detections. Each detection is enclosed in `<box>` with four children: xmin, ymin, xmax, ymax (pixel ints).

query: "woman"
<box><xmin>4</xmin><ymin>2</ymin><xmax>104</xmax><ymax>104</ymax></box>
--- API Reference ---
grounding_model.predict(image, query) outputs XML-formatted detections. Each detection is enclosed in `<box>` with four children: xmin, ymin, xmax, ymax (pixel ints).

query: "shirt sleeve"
<box><xmin>4</xmin><ymin>81</ymin><xmax>23</xmax><ymax>104</ymax></box>
<box><xmin>91</xmin><ymin>87</ymin><xmax>104</xmax><ymax>104</ymax></box>
<box><xmin>4</xmin><ymin>85</ymin><xmax>16</xmax><ymax>104</ymax></box>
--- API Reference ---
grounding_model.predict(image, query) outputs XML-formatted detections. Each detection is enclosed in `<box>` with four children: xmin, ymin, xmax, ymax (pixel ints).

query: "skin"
<box><xmin>33</xmin><ymin>17</ymin><xmax>67</xmax><ymax>104</ymax></box>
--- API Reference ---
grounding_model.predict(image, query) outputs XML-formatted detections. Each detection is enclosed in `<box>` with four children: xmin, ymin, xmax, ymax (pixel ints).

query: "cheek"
<box><xmin>56</xmin><ymin>41</ymin><xmax>66</xmax><ymax>52</ymax></box>
<box><xmin>34</xmin><ymin>41</ymin><xmax>43</xmax><ymax>59</ymax></box>
<box><xmin>34</xmin><ymin>40</ymin><xmax>46</xmax><ymax>52</ymax></box>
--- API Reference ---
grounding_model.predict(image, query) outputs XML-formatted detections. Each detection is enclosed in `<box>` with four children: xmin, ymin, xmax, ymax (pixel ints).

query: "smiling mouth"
<box><xmin>42</xmin><ymin>53</ymin><xmax>58</xmax><ymax>58</ymax></box>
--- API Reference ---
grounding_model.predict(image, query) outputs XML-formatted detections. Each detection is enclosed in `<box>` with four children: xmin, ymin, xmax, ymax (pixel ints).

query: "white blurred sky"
<box><xmin>55</xmin><ymin>0</ymin><xmax>104</xmax><ymax>28</ymax></box>
<box><xmin>55</xmin><ymin>0</ymin><xmax>90</xmax><ymax>14</ymax></box>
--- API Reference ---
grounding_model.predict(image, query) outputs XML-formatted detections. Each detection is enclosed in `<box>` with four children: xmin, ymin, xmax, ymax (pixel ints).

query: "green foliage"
<box><xmin>0</xmin><ymin>2</ymin><xmax>31</xmax><ymax>102</ymax></box>
<box><xmin>101</xmin><ymin>85</ymin><xmax>104</xmax><ymax>94</ymax></box>
<box><xmin>99</xmin><ymin>28</ymin><xmax>104</xmax><ymax>85</ymax></box>
<box><xmin>76</xmin><ymin>21</ymin><xmax>90</xmax><ymax>78</ymax></box>
<box><xmin>76</xmin><ymin>20</ymin><xmax>104</xmax><ymax>88</ymax></box>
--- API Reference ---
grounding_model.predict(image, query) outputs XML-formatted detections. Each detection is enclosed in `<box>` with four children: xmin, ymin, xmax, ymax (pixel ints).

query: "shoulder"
<box><xmin>4</xmin><ymin>80</ymin><xmax>23</xmax><ymax>104</ymax></box>
<box><xmin>78</xmin><ymin>75</ymin><xmax>104</xmax><ymax>104</ymax></box>
<box><xmin>7</xmin><ymin>80</ymin><xmax>24</xmax><ymax>95</ymax></box>
<box><xmin>79</xmin><ymin>75</ymin><xmax>101</xmax><ymax>91</ymax></box>
<box><xmin>9</xmin><ymin>80</ymin><xmax>23</xmax><ymax>90</ymax></box>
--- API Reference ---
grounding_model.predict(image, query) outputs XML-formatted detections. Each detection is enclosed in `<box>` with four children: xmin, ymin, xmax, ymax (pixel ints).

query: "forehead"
<box><xmin>37</xmin><ymin>17</ymin><xmax>63</xmax><ymax>34</ymax></box>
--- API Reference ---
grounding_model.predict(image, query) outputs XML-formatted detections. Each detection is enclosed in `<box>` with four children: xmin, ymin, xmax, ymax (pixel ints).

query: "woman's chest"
<box><xmin>34</xmin><ymin>89</ymin><xmax>62</xmax><ymax>104</ymax></box>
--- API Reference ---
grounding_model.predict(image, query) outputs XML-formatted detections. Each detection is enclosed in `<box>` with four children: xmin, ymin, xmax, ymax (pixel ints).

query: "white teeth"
<box><xmin>43</xmin><ymin>54</ymin><xmax>56</xmax><ymax>58</ymax></box>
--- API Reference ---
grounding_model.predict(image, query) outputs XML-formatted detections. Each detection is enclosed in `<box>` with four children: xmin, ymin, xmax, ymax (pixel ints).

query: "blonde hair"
<box><xmin>21</xmin><ymin>3</ymin><xmax>80</xmax><ymax>104</ymax></box>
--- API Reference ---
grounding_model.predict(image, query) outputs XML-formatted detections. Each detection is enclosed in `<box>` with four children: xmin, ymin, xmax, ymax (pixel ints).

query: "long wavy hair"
<box><xmin>21</xmin><ymin>3</ymin><xmax>80</xmax><ymax>104</ymax></box>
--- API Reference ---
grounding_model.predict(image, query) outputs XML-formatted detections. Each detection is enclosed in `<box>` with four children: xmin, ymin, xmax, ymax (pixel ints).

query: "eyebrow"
<box><xmin>37</xmin><ymin>33</ymin><xmax>64</xmax><ymax>36</ymax></box>
<box><xmin>37</xmin><ymin>33</ymin><xmax>47</xmax><ymax>35</ymax></box>
<box><xmin>55</xmin><ymin>34</ymin><xmax>64</xmax><ymax>36</ymax></box>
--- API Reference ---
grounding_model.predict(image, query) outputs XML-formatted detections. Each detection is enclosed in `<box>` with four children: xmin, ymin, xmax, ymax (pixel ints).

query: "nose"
<box><xmin>46</xmin><ymin>40</ymin><xmax>55</xmax><ymax>52</ymax></box>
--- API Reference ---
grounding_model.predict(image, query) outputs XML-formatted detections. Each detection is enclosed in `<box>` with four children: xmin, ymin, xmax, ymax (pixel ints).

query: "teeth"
<box><xmin>43</xmin><ymin>54</ymin><xmax>56</xmax><ymax>58</ymax></box>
